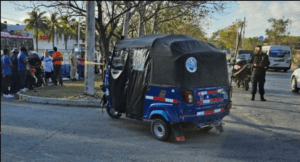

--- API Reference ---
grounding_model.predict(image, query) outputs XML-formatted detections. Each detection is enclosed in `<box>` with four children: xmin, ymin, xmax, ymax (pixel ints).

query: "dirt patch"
<box><xmin>20</xmin><ymin>75</ymin><xmax>103</xmax><ymax>100</ymax></box>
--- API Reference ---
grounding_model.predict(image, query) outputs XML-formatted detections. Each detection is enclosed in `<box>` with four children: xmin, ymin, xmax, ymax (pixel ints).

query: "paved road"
<box><xmin>1</xmin><ymin>69</ymin><xmax>300</xmax><ymax>162</ymax></box>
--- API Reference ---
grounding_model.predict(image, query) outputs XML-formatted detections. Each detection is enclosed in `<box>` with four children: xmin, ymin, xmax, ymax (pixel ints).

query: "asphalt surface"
<box><xmin>1</xmin><ymin>69</ymin><xmax>300</xmax><ymax>162</ymax></box>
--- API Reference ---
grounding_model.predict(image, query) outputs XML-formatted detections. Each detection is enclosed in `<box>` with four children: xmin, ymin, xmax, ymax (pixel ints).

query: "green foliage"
<box><xmin>23</xmin><ymin>8</ymin><xmax>48</xmax><ymax>51</ymax></box>
<box><xmin>23</xmin><ymin>8</ymin><xmax>48</xmax><ymax>37</ymax></box>
<box><xmin>265</xmin><ymin>18</ymin><xmax>292</xmax><ymax>44</ymax></box>
<box><xmin>209</xmin><ymin>20</ymin><xmax>244</xmax><ymax>50</ymax></box>
<box><xmin>244</xmin><ymin>37</ymin><xmax>263</xmax><ymax>51</ymax></box>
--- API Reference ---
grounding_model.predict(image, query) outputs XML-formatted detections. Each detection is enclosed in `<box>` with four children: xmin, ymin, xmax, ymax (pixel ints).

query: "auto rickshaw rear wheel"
<box><xmin>151</xmin><ymin>118</ymin><xmax>171</xmax><ymax>141</ymax></box>
<box><xmin>106</xmin><ymin>105</ymin><xmax>122</xmax><ymax>119</ymax></box>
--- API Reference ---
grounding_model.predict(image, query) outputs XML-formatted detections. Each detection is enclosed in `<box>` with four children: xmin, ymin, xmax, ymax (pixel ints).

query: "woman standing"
<box><xmin>42</xmin><ymin>49</ymin><xmax>53</xmax><ymax>86</ymax></box>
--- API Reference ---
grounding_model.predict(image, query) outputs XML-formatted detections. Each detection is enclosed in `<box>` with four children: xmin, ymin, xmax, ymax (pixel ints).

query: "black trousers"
<box><xmin>1</xmin><ymin>73</ymin><xmax>4</xmax><ymax>93</ymax></box>
<box><xmin>251</xmin><ymin>70</ymin><xmax>266</xmax><ymax>95</ymax></box>
<box><xmin>3</xmin><ymin>74</ymin><xmax>11</xmax><ymax>95</ymax></box>
<box><xmin>10</xmin><ymin>72</ymin><xmax>19</xmax><ymax>93</ymax></box>
<box><xmin>18</xmin><ymin>70</ymin><xmax>27</xmax><ymax>89</ymax></box>
<box><xmin>53</xmin><ymin>65</ymin><xmax>63</xmax><ymax>85</ymax></box>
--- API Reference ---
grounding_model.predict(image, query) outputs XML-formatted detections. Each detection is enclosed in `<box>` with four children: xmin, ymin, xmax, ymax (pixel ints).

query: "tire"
<box><xmin>237</xmin><ymin>80</ymin><xmax>240</xmax><ymax>88</ymax></box>
<box><xmin>151</xmin><ymin>118</ymin><xmax>171</xmax><ymax>141</ymax></box>
<box><xmin>200</xmin><ymin>126</ymin><xmax>213</xmax><ymax>132</ymax></box>
<box><xmin>291</xmin><ymin>77</ymin><xmax>299</xmax><ymax>92</ymax></box>
<box><xmin>106</xmin><ymin>105</ymin><xmax>122</xmax><ymax>119</ymax></box>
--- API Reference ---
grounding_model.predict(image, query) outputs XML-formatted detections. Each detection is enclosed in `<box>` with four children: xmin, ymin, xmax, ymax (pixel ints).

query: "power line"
<box><xmin>1</xmin><ymin>16</ymin><xmax>24</xmax><ymax>24</ymax></box>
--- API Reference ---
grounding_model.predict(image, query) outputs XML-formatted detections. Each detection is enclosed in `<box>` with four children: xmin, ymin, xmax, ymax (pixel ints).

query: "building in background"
<box><xmin>3</xmin><ymin>23</ymin><xmax>84</xmax><ymax>56</ymax></box>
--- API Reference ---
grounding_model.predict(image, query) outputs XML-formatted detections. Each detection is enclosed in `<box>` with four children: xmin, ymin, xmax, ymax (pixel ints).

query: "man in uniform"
<box><xmin>18</xmin><ymin>47</ymin><xmax>29</xmax><ymax>92</ymax></box>
<box><xmin>10</xmin><ymin>48</ymin><xmax>20</xmax><ymax>93</ymax></box>
<box><xmin>2</xmin><ymin>49</ymin><xmax>14</xmax><ymax>97</ymax></box>
<box><xmin>69</xmin><ymin>48</ymin><xmax>77</xmax><ymax>81</ymax></box>
<box><xmin>249</xmin><ymin>45</ymin><xmax>270</xmax><ymax>101</ymax></box>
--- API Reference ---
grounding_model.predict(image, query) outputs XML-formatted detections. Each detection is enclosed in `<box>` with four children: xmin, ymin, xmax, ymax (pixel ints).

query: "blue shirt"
<box><xmin>17</xmin><ymin>52</ymin><xmax>27</xmax><ymax>71</ymax></box>
<box><xmin>1</xmin><ymin>55</ymin><xmax>12</xmax><ymax>75</ymax></box>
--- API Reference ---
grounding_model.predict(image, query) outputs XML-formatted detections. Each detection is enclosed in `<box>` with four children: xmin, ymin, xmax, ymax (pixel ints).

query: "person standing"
<box><xmin>69</xmin><ymin>48</ymin><xmax>77</xmax><ymax>81</ymax></box>
<box><xmin>2</xmin><ymin>49</ymin><xmax>14</xmax><ymax>97</ymax></box>
<box><xmin>249</xmin><ymin>45</ymin><xmax>270</xmax><ymax>101</ymax></box>
<box><xmin>42</xmin><ymin>49</ymin><xmax>54</xmax><ymax>86</ymax></box>
<box><xmin>17</xmin><ymin>47</ymin><xmax>28</xmax><ymax>92</ymax></box>
<box><xmin>10</xmin><ymin>48</ymin><xmax>20</xmax><ymax>93</ymax></box>
<box><xmin>77</xmin><ymin>51</ymin><xmax>85</xmax><ymax>80</ymax></box>
<box><xmin>52</xmin><ymin>47</ymin><xmax>63</xmax><ymax>86</ymax></box>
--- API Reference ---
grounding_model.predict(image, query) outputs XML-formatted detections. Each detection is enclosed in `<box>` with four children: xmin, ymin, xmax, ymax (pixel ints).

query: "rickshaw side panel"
<box><xmin>143</xmin><ymin>86</ymin><xmax>180</xmax><ymax>122</ymax></box>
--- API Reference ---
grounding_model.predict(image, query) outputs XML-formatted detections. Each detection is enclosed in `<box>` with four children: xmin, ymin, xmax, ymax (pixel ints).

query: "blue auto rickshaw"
<box><xmin>101</xmin><ymin>34</ymin><xmax>232</xmax><ymax>141</ymax></box>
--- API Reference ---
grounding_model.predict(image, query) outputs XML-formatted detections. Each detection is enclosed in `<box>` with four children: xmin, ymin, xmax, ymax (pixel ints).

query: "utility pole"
<box><xmin>235</xmin><ymin>19</ymin><xmax>239</xmax><ymax>55</ymax></box>
<box><xmin>242</xmin><ymin>17</ymin><xmax>246</xmax><ymax>49</ymax></box>
<box><xmin>78</xmin><ymin>17</ymin><xmax>81</xmax><ymax>51</ymax></box>
<box><xmin>122</xmin><ymin>1</ymin><xmax>131</xmax><ymax>38</ymax></box>
<box><xmin>85</xmin><ymin>1</ymin><xmax>95</xmax><ymax>96</ymax></box>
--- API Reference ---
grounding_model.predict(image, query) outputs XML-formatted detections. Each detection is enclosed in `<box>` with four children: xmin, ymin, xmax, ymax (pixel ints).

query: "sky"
<box><xmin>1</xmin><ymin>1</ymin><xmax>300</xmax><ymax>39</ymax></box>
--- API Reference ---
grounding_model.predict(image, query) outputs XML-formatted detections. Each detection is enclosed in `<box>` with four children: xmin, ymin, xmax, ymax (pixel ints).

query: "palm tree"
<box><xmin>59</xmin><ymin>15</ymin><xmax>77</xmax><ymax>50</ymax></box>
<box><xmin>69</xmin><ymin>18</ymin><xmax>86</xmax><ymax>46</ymax></box>
<box><xmin>46</xmin><ymin>12</ymin><xmax>63</xmax><ymax>49</ymax></box>
<box><xmin>23</xmin><ymin>8</ymin><xmax>48</xmax><ymax>52</ymax></box>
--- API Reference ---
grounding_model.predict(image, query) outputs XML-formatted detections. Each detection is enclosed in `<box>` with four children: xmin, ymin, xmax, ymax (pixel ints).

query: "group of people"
<box><xmin>1</xmin><ymin>46</ymin><xmax>64</xmax><ymax>98</ymax></box>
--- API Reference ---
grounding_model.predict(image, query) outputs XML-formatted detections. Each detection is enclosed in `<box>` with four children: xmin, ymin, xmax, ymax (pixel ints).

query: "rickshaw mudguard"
<box><xmin>146</xmin><ymin>103</ymin><xmax>180</xmax><ymax>122</ymax></box>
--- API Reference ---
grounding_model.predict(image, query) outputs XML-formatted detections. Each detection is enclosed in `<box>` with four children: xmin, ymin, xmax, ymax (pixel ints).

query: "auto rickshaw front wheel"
<box><xmin>151</xmin><ymin>118</ymin><xmax>171</xmax><ymax>141</ymax></box>
<box><xmin>106</xmin><ymin>105</ymin><xmax>122</xmax><ymax>119</ymax></box>
<box><xmin>200</xmin><ymin>126</ymin><xmax>213</xmax><ymax>132</ymax></box>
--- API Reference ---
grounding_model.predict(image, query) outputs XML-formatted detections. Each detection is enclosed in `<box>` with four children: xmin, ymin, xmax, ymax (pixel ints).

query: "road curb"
<box><xmin>17</xmin><ymin>91</ymin><xmax>102</xmax><ymax>108</ymax></box>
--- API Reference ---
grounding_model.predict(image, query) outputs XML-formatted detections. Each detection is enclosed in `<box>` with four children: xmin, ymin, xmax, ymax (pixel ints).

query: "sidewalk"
<box><xmin>13</xmin><ymin>76</ymin><xmax>104</xmax><ymax>108</ymax></box>
<box><xmin>16</xmin><ymin>91</ymin><xmax>103</xmax><ymax>108</ymax></box>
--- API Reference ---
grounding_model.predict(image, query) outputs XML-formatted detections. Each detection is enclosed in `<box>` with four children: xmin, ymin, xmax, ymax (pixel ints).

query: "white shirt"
<box><xmin>43</xmin><ymin>56</ymin><xmax>53</xmax><ymax>72</ymax></box>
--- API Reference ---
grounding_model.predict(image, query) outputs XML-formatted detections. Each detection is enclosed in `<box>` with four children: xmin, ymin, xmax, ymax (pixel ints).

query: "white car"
<box><xmin>291</xmin><ymin>65</ymin><xmax>300</xmax><ymax>92</ymax></box>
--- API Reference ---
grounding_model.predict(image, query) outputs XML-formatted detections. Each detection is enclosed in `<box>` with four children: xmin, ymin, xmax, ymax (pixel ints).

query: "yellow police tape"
<box><xmin>84</xmin><ymin>61</ymin><xmax>105</xmax><ymax>65</ymax></box>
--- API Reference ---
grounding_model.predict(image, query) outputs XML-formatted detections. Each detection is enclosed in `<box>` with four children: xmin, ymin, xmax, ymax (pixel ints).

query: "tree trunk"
<box><xmin>36</xmin><ymin>25</ymin><xmax>38</xmax><ymax>52</ymax></box>
<box><xmin>85</xmin><ymin>1</ymin><xmax>95</xmax><ymax>96</ymax></box>
<box><xmin>65</xmin><ymin>37</ymin><xmax>67</xmax><ymax>50</ymax></box>
<box><xmin>138</xmin><ymin>3</ymin><xmax>145</xmax><ymax>37</ymax></box>
<box><xmin>138</xmin><ymin>13</ymin><xmax>144</xmax><ymax>36</ymax></box>
<box><xmin>152</xmin><ymin>14</ymin><xmax>157</xmax><ymax>34</ymax></box>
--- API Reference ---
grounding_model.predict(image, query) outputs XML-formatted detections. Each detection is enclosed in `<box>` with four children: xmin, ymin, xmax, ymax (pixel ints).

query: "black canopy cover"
<box><xmin>114</xmin><ymin>34</ymin><xmax>229</xmax><ymax>88</ymax></box>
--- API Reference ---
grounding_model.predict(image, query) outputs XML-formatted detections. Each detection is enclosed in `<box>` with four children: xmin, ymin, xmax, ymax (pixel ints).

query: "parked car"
<box><xmin>291</xmin><ymin>65</ymin><xmax>300</xmax><ymax>92</ymax></box>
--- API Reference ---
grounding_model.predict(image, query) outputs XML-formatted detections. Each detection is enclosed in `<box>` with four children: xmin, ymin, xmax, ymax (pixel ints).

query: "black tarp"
<box><xmin>109</xmin><ymin>50</ymin><xmax>129</xmax><ymax>113</ymax></box>
<box><xmin>126</xmin><ymin>49</ymin><xmax>151</xmax><ymax>120</ymax></box>
<box><xmin>111</xmin><ymin>34</ymin><xmax>229</xmax><ymax>119</ymax></box>
<box><xmin>149</xmin><ymin>37</ymin><xmax>228</xmax><ymax>88</ymax></box>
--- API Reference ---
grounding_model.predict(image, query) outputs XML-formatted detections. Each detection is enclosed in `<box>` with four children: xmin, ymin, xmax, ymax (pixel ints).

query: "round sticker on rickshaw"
<box><xmin>186</xmin><ymin>57</ymin><xmax>197</xmax><ymax>73</ymax></box>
